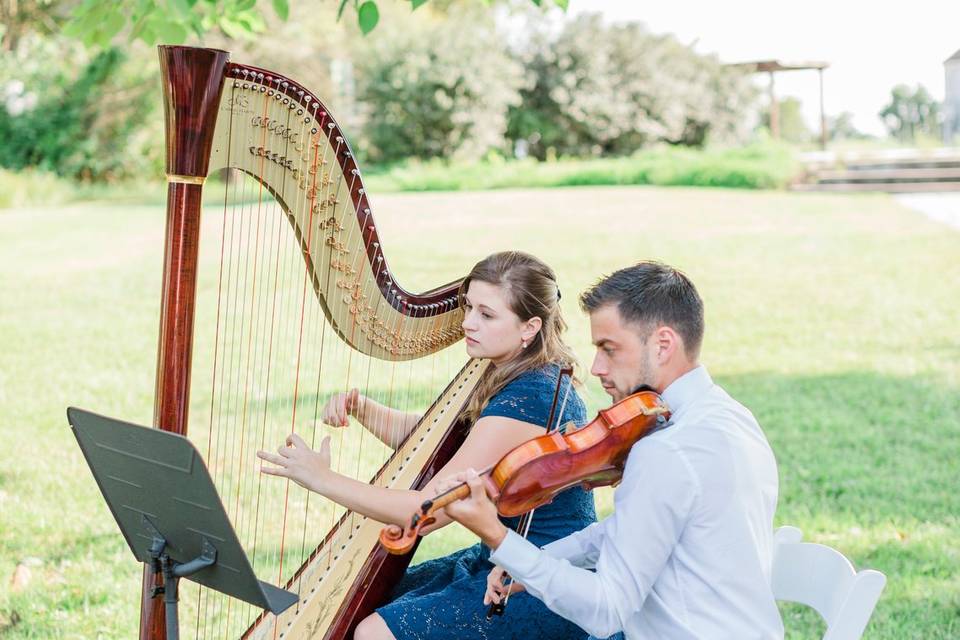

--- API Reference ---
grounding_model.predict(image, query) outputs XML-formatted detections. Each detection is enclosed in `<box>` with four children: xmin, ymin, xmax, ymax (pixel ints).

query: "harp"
<box><xmin>147</xmin><ymin>45</ymin><xmax>489</xmax><ymax>639</ymax></box>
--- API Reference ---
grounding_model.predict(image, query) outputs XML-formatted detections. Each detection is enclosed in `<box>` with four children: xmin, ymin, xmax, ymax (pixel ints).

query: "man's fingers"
<box><xmin>433</xmin><ymin>471</ymin><xmax>466</xmax><ymax>495</ymax></box>
<box><xmin>464</xmin><ymin>468</ymin><xmax>485</xmax><ymax>500</ymax></box>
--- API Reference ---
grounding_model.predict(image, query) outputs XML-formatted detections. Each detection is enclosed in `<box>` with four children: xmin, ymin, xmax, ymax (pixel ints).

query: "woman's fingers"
<box><xmin>333</xmin><ymin>394</ymin><xmax>346</xmax><ymax>427</ymax></box>
<box><xmin>286</xmin><ymin>432</ymin><xmax>307</xmax><ymax>448</ymax></box>
<box><xmin>336</xmin><ymin>392</ymin><xmax>350</xmax><ymax>426</ymax></box>
<box><xmin>318</xmin><ymin>435</ymin><xmax>332</xmax><ymax>462</ymax></box>
<box><xmin>257</xmin><ymin>450</ymin><xmax>289</xmax><ymax>477</ymax></box>
<box><xmin>321</xmin><ymin>398</ymin><xmax>336</xmax><ymax>426</ymax></box>
<box><xmin>259</xmin><ymin>465</ymin><xmax>289</xmax><ymax>477</ymax></box>
<box><xmin>256</xmin><ymin>450</ymin><xmax>285</xmax><ymax>465</ymax></box>
<box><xmin>345</xmin><ymin>388</ymin><xmax>360</xmax><ymax>415</ymax></box>
<box><xmin>321</xmin><ymin>392</ymin><xmax>351</xmax><ymax>427</ymax></box>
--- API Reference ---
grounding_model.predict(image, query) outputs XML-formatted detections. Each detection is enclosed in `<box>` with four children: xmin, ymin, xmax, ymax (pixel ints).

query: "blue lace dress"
<box><xmin>377</xmin><ymin>364</ymin><xmax>597</xmax><ymax>640</ymax></box>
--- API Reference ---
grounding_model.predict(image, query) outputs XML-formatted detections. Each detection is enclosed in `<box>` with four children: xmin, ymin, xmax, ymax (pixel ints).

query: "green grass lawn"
<box><xmin>0</xmin><ymin>185</ymin><xmax>958</xmax><ymax>638</ymax></box>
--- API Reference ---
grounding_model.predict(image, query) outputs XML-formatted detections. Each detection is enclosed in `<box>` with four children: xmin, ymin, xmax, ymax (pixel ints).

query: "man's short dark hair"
<box><xmin>579</xmin><ymin>261</ymin><xmax>704</xmax><ymax>359</ymax></box>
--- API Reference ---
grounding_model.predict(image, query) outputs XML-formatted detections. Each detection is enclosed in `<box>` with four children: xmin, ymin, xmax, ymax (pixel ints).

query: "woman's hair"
<box><xmin>459</xmin><ymin>251</ymin><xmax>579</xmax><ymax>425</ymax></box>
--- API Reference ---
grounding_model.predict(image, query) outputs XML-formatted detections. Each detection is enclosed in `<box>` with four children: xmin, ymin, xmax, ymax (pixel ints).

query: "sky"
<box><xmin>567</xmin><ymin>0</ymin><xmax>960</xmax><ymax>136</ymax></box>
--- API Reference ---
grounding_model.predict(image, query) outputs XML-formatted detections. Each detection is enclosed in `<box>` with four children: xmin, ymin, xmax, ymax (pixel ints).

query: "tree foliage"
<box><xmin>356</xmin><ymin>6</ymin><xmax>523</xmax><ymax>162</ymax></box>
<box><xmin>0</xmin><ymin>35</ymin><xmax>159</xmax><ymax>180</ymax></box>
<box><xmin>1</xmin><ymin>2</ymin><xmax>764</xmax><ymax>181</ymax></box>
<box><xmin>0</xmin><ymin>0</ymin><xmax>63</xmax><ymax>52</ymax></box>
<box><xmin>507</xmin><ymin>15</ymin><xmax>758</xmax><ymax>159</ymax></box>
<box><xmin>827</xmin><ymin>111</ymin><xmax>868</xmax><ymax>141</ymax></box>
<box><xmin>879</xmin><ymin>84</ymin><xmax>941</xmax><ymax>142</ymax></box>
<box><xmin>58</xmin><ymin>0</ymin><xmax>566</xmax><ymax>48</ymax></box>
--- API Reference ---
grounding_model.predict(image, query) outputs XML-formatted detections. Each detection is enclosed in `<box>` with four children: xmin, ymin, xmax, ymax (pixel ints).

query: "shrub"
<box><xmin>363</xmin><ymin>142</ymin><xmax>800</xmax><ymax>192</ymax></box>
<box><xmin>0</xmin><ymin>36</ymin><xmax>161</xmax><ymax>181</ymax></box>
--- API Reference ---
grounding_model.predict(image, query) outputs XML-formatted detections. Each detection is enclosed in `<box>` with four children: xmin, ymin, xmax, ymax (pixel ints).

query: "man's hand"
<box><xmin>484</xmin><ymin>565</ymin><xmax>525</xmax><ymax>605</ymax></box>
<box><xmin>257</xmin><ymin>433</ymin><xmax>331</xmax><ymax>493</ymax></box>
<box><xmin>436</xmin><ymin>468</ymin><xmax>508</xmax><ymax>550</ymax></box>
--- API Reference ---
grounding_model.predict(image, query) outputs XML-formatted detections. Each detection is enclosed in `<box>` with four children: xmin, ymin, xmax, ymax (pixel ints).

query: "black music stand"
<box><xmin>67</xmin><ymin>407</ymin><xmax>298</xmax><ymax>640</ymax></box>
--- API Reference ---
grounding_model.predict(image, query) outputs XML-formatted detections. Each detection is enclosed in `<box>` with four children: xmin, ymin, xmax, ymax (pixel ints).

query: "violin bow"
<box><xmin>487</xmin><ymin>364</ymin><xmax>574</xmax><ymax>619</ymax></box>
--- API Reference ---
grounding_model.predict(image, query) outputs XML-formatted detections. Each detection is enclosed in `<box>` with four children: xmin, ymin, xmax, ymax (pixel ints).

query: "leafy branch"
<box><xmin>63</xmin><ymin>0</ymin><xmax>567</xmax><ymax>47</ymax></box>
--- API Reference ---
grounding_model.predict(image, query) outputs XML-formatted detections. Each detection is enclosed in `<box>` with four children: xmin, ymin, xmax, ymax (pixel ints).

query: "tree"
<box><xmin>0</xmin><ymin>40</ymin><xmax>159</xmax><ymax>180</ymax></box>
<box><xmin>827</xmin><ymin>111</ymin><xmax>868</xmax><ymax>141</ymax></box>
<box><xmin>355</xmin><ymin>5</ymin><xmax>523</xmax><ymax>162</ymax></box>
<box><xmin>0</xmin><ymin>0</ymin><xmax>63</xmax><ymax>52</ymax></box>
<box><xmin>507</xmin><ymin>14</ymin><xmax>757</xmax><ymax>159</ymax></box>
<box><xmin>879</xmin><ymin>84</ymin><xmax>941</xmax><ymax>142</ymax></box>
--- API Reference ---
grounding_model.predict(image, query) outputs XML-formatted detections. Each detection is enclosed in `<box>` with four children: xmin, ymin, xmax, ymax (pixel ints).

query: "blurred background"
<box><xmin>2</xmin><ymin>0</ymin><xmax>957</xmax><ymax>199</ymax></box>
<box><xmin>1</xmin><ymin>1</ymin><xmax>958</xmax><ymax>638</ymax></box>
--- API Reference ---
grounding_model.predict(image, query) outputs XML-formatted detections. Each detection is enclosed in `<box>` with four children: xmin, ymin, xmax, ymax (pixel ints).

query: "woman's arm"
<box><xmin>258</xmin><ymin>415</ymin><xmax>545</xmax><ymax>528</ymax></box>
<box><xmin>323</xmin><ymin>389</ymin><xmax>422</xmax><ymax>449</ymax></box>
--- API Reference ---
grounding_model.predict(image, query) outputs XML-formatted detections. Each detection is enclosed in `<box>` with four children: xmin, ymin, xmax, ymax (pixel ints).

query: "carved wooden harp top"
<box><xmin>159</xmin><ymin>45</ymin><xmax>465</xmax><ymax>361</ymax></box>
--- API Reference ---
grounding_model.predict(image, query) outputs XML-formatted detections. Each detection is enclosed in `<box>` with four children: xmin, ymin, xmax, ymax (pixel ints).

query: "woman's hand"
<box><xmin>258</xmin><ymin>433</ymin><xmax>332</xmax><ymax>493</ymax></box>
<box><xmin>483</xmin><ymin>565</ymin><xmax>525</xmax><ymax>605</ymax></box>
<box><xmin>321</xmin><ymin>388</ymin><xmax>362</xmax><ymax>427</ymax></box>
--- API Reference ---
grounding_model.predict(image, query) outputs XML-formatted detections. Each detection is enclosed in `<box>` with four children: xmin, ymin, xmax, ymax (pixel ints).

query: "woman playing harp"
<box><xmin>259</xmin><ymin>251</ymin><xmax>596</xmax><ymax>640</ymax></box>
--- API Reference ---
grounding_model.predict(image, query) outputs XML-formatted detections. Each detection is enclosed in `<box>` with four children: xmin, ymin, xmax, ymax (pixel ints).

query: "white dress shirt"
<box><xmin>490</xmin><ymin>365</ymin><xmax>783</xmax><ymax>639</ymax></box>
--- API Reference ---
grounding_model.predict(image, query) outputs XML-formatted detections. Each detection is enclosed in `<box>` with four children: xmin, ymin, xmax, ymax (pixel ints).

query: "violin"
<box><xmin>378</xmin><ymin>388</ymin><xmax>671</xmax><ymax>556</ymax></box>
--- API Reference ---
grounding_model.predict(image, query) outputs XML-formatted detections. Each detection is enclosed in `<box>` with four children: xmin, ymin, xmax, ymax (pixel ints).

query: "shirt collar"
<box><xmin>661</xmin><ymin>364</ymin><xmax>713</xmax><ymax>417</ymax></box>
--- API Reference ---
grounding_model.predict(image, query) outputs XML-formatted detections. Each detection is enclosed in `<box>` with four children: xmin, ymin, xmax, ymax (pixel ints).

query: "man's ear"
<box><xmin>653</xmin><ymin>325</ymin><xmax>681</xmax><ymax>363</ymax></box>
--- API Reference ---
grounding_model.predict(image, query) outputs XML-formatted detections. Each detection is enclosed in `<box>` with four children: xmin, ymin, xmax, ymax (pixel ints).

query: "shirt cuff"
<box><xmin>489</xmin><ymin>529</ymin><xmax>543</xmax><ymax>578</ymax></box>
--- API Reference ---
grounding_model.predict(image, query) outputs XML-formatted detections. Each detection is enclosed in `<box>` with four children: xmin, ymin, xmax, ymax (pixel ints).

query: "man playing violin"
<box><xmin>439</xmin><ymin>261</ymin><xmax>783</xmax><ymax>640</ymax></box>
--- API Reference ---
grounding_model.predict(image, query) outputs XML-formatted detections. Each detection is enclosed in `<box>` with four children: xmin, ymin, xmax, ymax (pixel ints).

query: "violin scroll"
<box><xmin>379</xmin><ymin>482</ymin><xmax>475</xmax><ymax>555</ymax></box>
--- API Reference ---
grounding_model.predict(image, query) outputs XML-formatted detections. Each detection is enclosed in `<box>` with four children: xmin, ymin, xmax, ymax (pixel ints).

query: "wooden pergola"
<box><xmin>726</xmin><ymin>60</ymin><xmax>831</xmax><ymax>149</ymax></box>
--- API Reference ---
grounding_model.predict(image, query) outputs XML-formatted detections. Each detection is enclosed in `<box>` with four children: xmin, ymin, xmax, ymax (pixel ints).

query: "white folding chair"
<box><xmin>772</xmin><ymin>526</ymin><xmax>886</xmax><ymax>640</ymax></box>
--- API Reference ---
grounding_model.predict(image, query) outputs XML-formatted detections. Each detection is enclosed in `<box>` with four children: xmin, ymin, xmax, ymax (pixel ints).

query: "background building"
<box><xmin>945</xmin><ymin>48</ymin><xmax>960</xmax><ymax>143</ymax></box>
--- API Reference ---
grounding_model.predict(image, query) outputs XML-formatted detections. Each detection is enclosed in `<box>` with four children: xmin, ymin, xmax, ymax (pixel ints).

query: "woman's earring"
<box><xmin>521</xmin><ymin>339</ymin><xmax>527</xmax><ymax>350</ymax></box>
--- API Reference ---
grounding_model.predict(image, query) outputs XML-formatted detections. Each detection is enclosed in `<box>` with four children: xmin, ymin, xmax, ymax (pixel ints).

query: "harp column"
<box><xmin>142</xmin><ymin>45</ymin><xmax>230</xmax><ymax>640</ymax></box>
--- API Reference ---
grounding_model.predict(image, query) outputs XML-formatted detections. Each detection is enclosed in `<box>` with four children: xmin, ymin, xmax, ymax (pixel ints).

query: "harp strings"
<box><xmin>182</xmin><ymin>77</ymin><xmax>459</xmax><ymax>638</ymax></box>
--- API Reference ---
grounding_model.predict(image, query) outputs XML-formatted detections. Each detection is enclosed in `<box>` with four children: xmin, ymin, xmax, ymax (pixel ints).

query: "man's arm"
<box><xmin>540</xmin><ymin>520</ymin><xmax>606</xmax><ymax>569</ymax></box>
<box><xmin>444</xmin><ymin>439</ymin><xmax>698</xmax><ymax>638</ymax></box>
